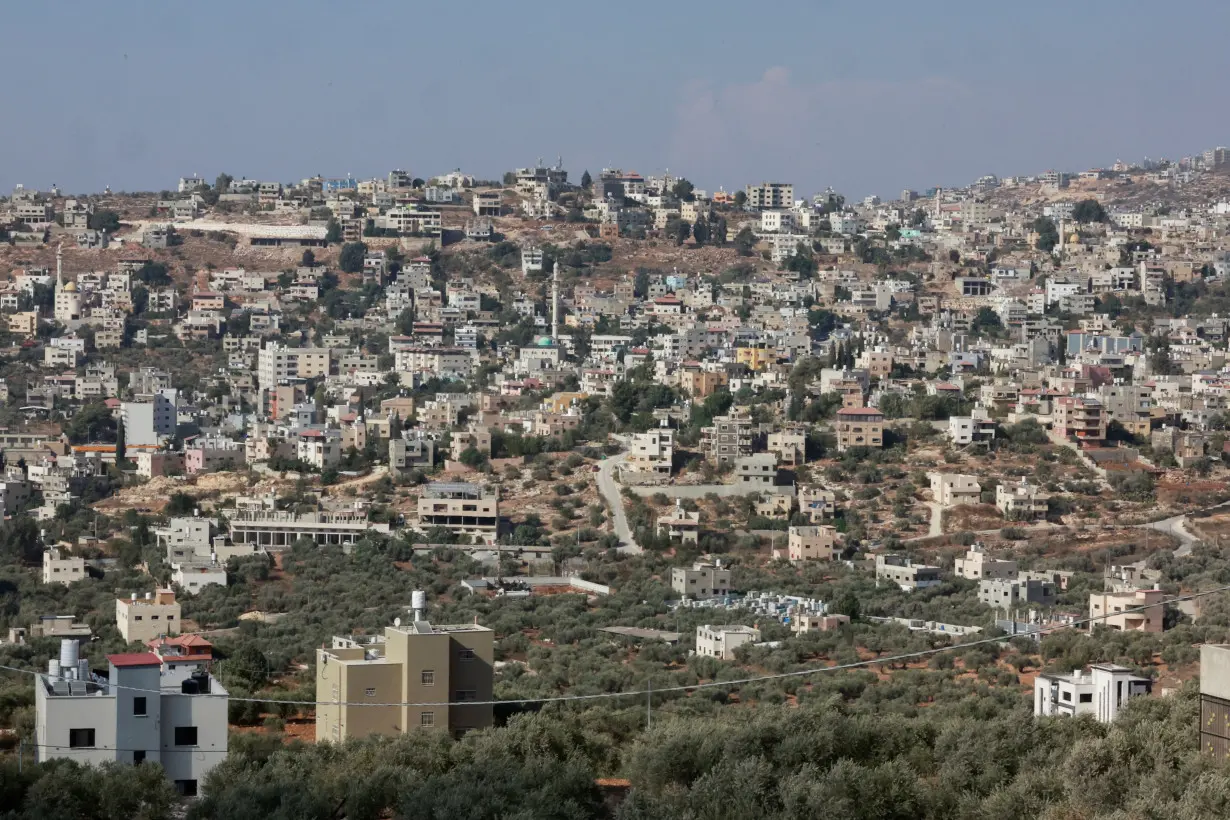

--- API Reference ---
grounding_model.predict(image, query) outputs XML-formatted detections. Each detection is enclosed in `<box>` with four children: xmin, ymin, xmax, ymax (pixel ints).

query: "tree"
<box><xmin>667</xmin><ymin>218</ymin><xmax>691</xmax><ymax>246</ymax></box>
<box><xmin>339</xmin><ymin>241</ymin><xmax>367</xmax><ymax>273</ymax></box>
<box><xmin>733</xmin><ymin>190</ymin><xmax>747</xmax><ymax>208</ymax></box>
<box><xmin>712</xmin><ymin>216</ymin><xmax>728</xmax><ymax>245</ymax></box>
<box><xmin>88</xmin><ymin>210</ymin><xmax>121</xmax><ymax>232</ymax></box>
<box><xmin>115</xmin><ymin>419</ymin><xmax>126</xmax><ymax>465</ymax></box>
<box><xmin>1072</xmin><ymin>198</ymin><xmax>1107</xmax><ymax>224</ymax></box>
<box><xmin>388</xmin><ymin>413</ymin><xmax>404</xmax><ymax>440</ymax></box>
<box><xmin>1032</xmin><ymin>217</ymin><xmax>1059</xmax><ymax>252</ymax></box>
<box><xmin>580</xmin><ymin>169</ymin><xmax>592</xmax><ymax>189</ymax></box>
<box><xmin>692</xmin><ymin>215</ymin><xmax>710</xmax><ymax>246</ymax></box>
<box><xmin>733</xmin><ymin>227</ymin><xmax>756</xmax><ymax>256</ymax></box>
<box><xmin>325</xmin><ymin>219</ymin><xmax>342</xmax><ymax>244</ymax></box>
<box><xmin>166</xmin><ymin>492</ymin><xmax>197</xmax><ymax>516</ymax></box>
<box><xmin>671</xmin><ymin>178</ymin><xmax>695</xmax><ymax>202</ymax></box>
<box><xmin>136</xmin><ymin>262</ymin><xmax>171</xmax><ymax>287</ymax></box>
<box><xmin>948</xmin><ymin>249</ymin><xmax>961</xmax><ymax>264</ymax></box>
<box><xmin>215</xmin><ymin>172</ymin><xmax>233</xmax><ymax>192</ymax></box>
<box><xmin>830</xmin><ymin>592</ymin><xmax>861</xmax><ymax>620</ymax></box>
<box><xmin>0</xmin><ymin>516</ymin><xmax>41</xmax><ymax>563</ymax></box>
<box><xmin>300</xmin><ymin>249</ymin><xmax>315</xmax><ymax>267</ymax></box>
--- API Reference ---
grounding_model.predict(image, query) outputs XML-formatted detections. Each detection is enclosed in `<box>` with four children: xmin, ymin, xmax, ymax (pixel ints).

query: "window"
<box><xmin>456</xmin><ymin>690</ymin><xmax>477</xmax><ymax>702</ymax></box>
<box><xmin>1061</xmin><ymin>691</ymin><xmax>1072</xmax><ymax>702</ymax></box>
<box><xmin>69</xmin><ymin>728</ymin><xmax>95</xmax><ymax>748</ymax></box>
<box><xmin>150</xmin><ymin>615</ymin><xmax>160</xmax><ymax>620</ymax></box>
<box><xmin>420</xmin><ymin>711</ymin><xmax>435</xmax><ymax>727</ymax></box>
<box><xmin>133</xmin><ymin>696</ymin><xmax>147</xmax><ymax>716</ymax></box>
<box><xmin>458</xmin><ymin>648</ymin><xmax>475</xmax><ymax>662</ymax></box>
<box><xmin>134</xmin><ymin>615</ymin><xmax>144</xmax><ymax>621</ymax></box>
<box><xmin>174</xmin><ymin>726</ymin><xmax>198</xmax><ymax>746</ymax></box>
<box><xmin>364</xmin><ymin>687</ymin><xmax>376</xmax><ymax>698</ymax></box>
<box><xmin>421</xmin><ymin>670</ymin><xmax>435</xmax><ymax>686</ymax></box>
<box><xmin>133</xmin><ymin>750</ymin><xmax>146</xmax><ymax>764</ymax></box>
<box><xmin>175</xmin><ymin>780</ymin><xmax>198</xmax><ymax>797</ymax></box>
<box><xmin>1079</xmin><ymin>693</ymin><xmax>1093</xmax><ymax>703</ymax></box>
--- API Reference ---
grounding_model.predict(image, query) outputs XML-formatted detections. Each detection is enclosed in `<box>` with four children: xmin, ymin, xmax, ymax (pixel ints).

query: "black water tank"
<box><xmin>181</xmin><ymin>679</ymin><xmax>199</xmax><ymax>695</ymax></box>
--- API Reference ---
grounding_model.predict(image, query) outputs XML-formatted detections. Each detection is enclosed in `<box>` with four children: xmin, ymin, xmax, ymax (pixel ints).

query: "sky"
<box><xmin>3</xmin><ymin>1</ymin><xmax>1230</xmax><ymax>200</ymax></box>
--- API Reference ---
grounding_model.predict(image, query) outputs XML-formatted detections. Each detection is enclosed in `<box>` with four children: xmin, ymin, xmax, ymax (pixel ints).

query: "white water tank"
<box><xmin>60</xmin><ymin>638</ymin><xmax>79</xmax><ymax>670</ymax></box>
<box><xmin>48</xmin><ymin>659</ymin><xmax>61</xmax><ymax>678</ymax></box>
<box><xmin>411</xmin><ymin>590</ymin><xmax>427</xmax><ymax>620</ymax></box>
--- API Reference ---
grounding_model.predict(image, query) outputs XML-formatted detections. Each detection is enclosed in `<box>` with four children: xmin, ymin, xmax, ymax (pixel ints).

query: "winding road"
<box><xmin>1138</xmin><ymin>498</ymin><xmax>1230</xmax><ymax>558</ymax></box>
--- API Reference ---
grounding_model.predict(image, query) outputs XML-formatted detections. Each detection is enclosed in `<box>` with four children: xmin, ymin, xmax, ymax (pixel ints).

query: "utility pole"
<box><xmin>646</xmin><ymin>678</ymin><xmax>652</xmax><ymax>730</ymax></box>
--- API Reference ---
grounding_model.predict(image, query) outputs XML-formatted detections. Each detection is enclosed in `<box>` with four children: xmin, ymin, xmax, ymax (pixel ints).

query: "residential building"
<box><xmin>658</xmin><ymin>504</ymin><xmax>700</xmax><ymax>545</ymax></box>
<box><xmin>787</xmin><ymin>525</ymin><xmax>837</xmax><ymax>562</ymax></box>
<box><xmin>147</xmin><ymin>635</ymin><xmax>215</xmax><ymax>671</ymax></box>
<box><xmin>791</xmin><ymin>614</ymin><xmax>850</xmax><ymax>634</ymax></box>
<box><xmin>996</xmin><ymin>479</ymin><xmax>1050</xmax><ymax>520</ymax></box>
<box><xmin>875</xmin><ymin>554</ymin><xmax>942</xmax><ymax>591</ymax></box>
<box><xmin>1200</xmin><ymin>644</ymin><xmax>1230</xmax><ymax>758</ymax></box>
<box><xmin>735</xmin><ymin>453</ymin><xmax>777</xmax><ymax>488</ymax></box>
<box><xmin>948</xmin><ymin>408</ymin><xmax>997</xmax><ymax>445</ymax></box>
<box><xmin>43</xmin><ymin>548</ymin><xmax>86</xmax><ymax>586</ymax></box>
<box><xmin>671</xmin><ymin>561</ymin><xmax>732</xmax><ymax>599</ymax></box>
<box><xmin>622</xmin><ymin>426</ymin><xmax>674</xmax><ymax>481</ymax></box>
<box><xmin>316</xmin><ymin>620</ymin><xmax>494</xmax><ymax>742</ymax></box>
<box><xmin>701</xmin><ymin>412</ymin><xmax>753</xmax><ymax>465</ymax></box>
<box><xmin>1089</xmin><ymin>587</ymin><xmax>1166</xmax><ymax>633</ymax></box>
<box><xmin>745</xmin><ymin>182</ymin><xmax>793</xmax><ymax>210</ymax></box>
<box><xmin>835</xmin><ymin>406</ymin><xmax>885</xmax><ymax>452</ymax></box>
<box><xmin>35</xmin><ymin>642</ymin><xmax>228</xmax><ymax>796</ymax></box>
<box><xmin>172</xmin><ymin>564</ymin><xmax>227</xmax><ymax>594</ymax></box>
<box><xmin>228</xmin><ymin>510</ymin><xmax>389</xmax><ymax>549</ymax></box>
<box><xmin>695</xmin><ymin>625</ymin><xmax>760</xmax><ymax>660</ymax></box>
<box><xmin>978</xmin><ymin>577</ymin><xmax>1057</xmax><ymax>610</ymax></box>
<box><xmin>257</xmin><ymin>343</ymin><xmax>331</xmax><ymax>391</ymax></box>
<box><xmin>1034</xmin><ymin>664</ymin><xmax>1151</xmax><ymax>722</ymax></box>
<box><xmin>953</xmin><ymin>544</ymin><xmax>1017</xmax><ymax>580</ymax></box>
<box><xmin>930</xmin><ymin>473</ymin><xmax>982</xmax><ymax>508</ymax></box>
<box><xmin>1053</xmin><ymin>396</ymin><xmax>1107</xmax><ymax>445</ymax></box>
<box><xmin>767</xmin><ymin>430</ymin><xmax>806</xmax><ymax>468</ymax></box>
<box><xmin>416</xmin><ymin>483</ymin><xmax>499</xmax><ymax>539</ymax></box>
<box><xmin>116</xmin><ymin>589</ymin><xmax>181</xmax><ymax>644</ymax></box>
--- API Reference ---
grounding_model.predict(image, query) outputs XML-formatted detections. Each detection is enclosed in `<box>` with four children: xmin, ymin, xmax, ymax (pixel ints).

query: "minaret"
<box><xmin>56</xmin><ymin>243</ymin><xmax>63</xmax><ymax>288</ymax></box>
<box><xmin>551</xmin><ymin>261</ymin><xmax>560</xmax><ymax>342</ymax></box>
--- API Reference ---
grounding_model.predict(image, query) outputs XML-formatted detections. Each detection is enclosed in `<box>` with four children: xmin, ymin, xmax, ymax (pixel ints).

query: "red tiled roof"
<box><xmin>108</xmin><ymin>652</ymin><xmax>161</xmax><ymax>668</ymax></box>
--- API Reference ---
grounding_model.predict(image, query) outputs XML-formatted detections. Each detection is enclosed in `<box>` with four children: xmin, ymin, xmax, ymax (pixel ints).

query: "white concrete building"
<box><xmin>671</xmin><ymin>561</ymin><xmax>732</xmax><ymax>599</ymax></box>
<box><xmin>172</xmin><ymin>564</ymin><xmax>228</xmax><ymax>594</ymax></box>
<box><xmin>43</xmin><ymin>548</ymin><xmax>85</xmax><ymax>586</ymax></box>
<box><xmin>930</xmin><ymin>472</ymin><xmax>982</xmax><ymax>507</ymax></box>
<box><xmin>695</xmin><ymin>625</ymin><xmax>760</xmax><ymax>660</ymax></box>
<box><xmin>35</xmin><ymin>640</ymin><xmax>228</xmax><ymax>796</ymax></box>
<box><xmin>953</xmin><ymin>543</ymin><xmax>1017</xmax><ymax>580</ymax></box>
<box><xmin>1034</xmin><ymin>664</ymin><xmax>1151</xmax><ymax>722</ymax></box>
<box><xmin>116</xmin><ymin>590</ymin><xmax>182</xmax><ymax>644</ymax></box>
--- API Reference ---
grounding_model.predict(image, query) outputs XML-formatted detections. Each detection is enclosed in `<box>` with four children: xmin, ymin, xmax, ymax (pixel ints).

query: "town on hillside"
<box><xmin>7</xmin><ymin>150</ymin><xmax>1230</xmax><ymax>815</ymax></box>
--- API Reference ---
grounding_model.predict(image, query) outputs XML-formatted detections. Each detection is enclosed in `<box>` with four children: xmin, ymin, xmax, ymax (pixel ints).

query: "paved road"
<box><xmin>596</xmin><ymin>452</ymin><xmax>640</xmax><ymax>554</ymax></box>
<box><xmin>627</xmin><ymin>484</ymin><xmax>774</xmax><ymax>499</ymax></box>
<box><xmin>1137</xmin><ymin>498</ymin><xmax>1230</xmax><ymax>557</ymax></box>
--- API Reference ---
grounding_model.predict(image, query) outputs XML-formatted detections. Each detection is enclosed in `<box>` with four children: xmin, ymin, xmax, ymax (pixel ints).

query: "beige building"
<box><xmin>996</xmin><ymin>478</ymin><xmax>1050</xmax><ymax>520</ymax></box>
<box><xmin>1089</xmin><ymin>587</ymin><xmax>1165</xmax><ymax>633</ymax></box>
<box><xmin>835</xmin><ymin>407</ymin><xmax>884</xmax><ymax>452</ymax></box>
<box><xmin>791</xmin><ymin>613</ymin><xmax>850</xmax><ymax>634</ymax></box>
<box><xmin>787</xmin><ymin>525</ymin><xmax>837</xmax><ymax>562</ymax></box>
<box><xmin>622</xmin><ymin>426</ymin><xmax>674</xmax><ymax>481</ymax></box>
<box><xmin>449</xmin><ymin>427</ymin><xmax>492</xmax><ymax>462</ymax></box>
<box><xmin>43</xmin><ymin>548</ymin><xmax>85</xmax><ymax>586</ymax></box>
<box><xmin>745</xmin><ymin>182</ymin><xmax>793</xmax><ymax>210</ymax></box>
<box><xmin>116</xmin><ymin>589</ymin><xmax>181</xmax><ymax>644</ymax></box>
<box><xmin>658</xmin><ymin>504</ymin><xmax>700</xmax><ymax>545</ymax></box>
<box><xmin>930</xmin><ymin>473</ymin><xmax>982</xmax><ymax>508</ymax></box>
<box><xmin>316</xmin><ymin>620</ymin><xmax>494</xmax><ymax>743</ymax></box>
<box><xmin>953</xmin><ymin>543</ymin><xmax>1017</xmax><ymax>580</ymax></box>
<box><xmin>695</xmin><ymin>625</ymin><xmax>760</xmax><ymax>660</ymax></box>
<box><xmin>767</xmin><ymin>430</ymin><xmax>806</xmax><ymax>469</ymax></box>
<box><xmin>671</xmin><ymin>561</ymin><xmax>731</xmax><ymax>598</ymax></box>
<box><xmin>416</xmin><ymin>483</ymin><xmax>499</xmax><ymax>539</ymax></box>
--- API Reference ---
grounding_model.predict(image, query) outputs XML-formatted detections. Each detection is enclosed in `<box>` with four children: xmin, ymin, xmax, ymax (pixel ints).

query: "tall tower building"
<box><xmin>551</xmin><ymin>261</ymin><xmax>560</xmax><ymax>342</ymax></box>
<box><xmin>53</xmin><ymin>243</ymin><xmax>81</xmax><ymax>323</ymax></box>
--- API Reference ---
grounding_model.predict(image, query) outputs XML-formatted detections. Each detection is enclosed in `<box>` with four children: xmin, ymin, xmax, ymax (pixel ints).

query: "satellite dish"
<box><xmin>394</xmin><ymin>617</ymin><xmax>402</xmax><ymax>627</ymax></box>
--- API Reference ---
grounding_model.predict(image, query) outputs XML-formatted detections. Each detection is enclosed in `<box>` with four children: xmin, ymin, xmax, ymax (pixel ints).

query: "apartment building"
<box><xmin>316</xmin><ymin>620</ymin><xmax>494</xmax><ymax>743</ymax></box>
<box><xmin>953</xmin><ymin>544</ymin><xmax>1017</xmax><ymax>580</ymax></box>
<box><xmin>701</xmin><ymin>412</ymin><xmax>753</xmax><ymax>465</ymax></box>
<box><xmin>875</xmin><ymin>554</ymin><xmax>942</xmax><ymax>591</ymax></box>
<box><xmin>695</xmin><ymin>625</ymin><xmax>760</xmax><ymax>660</ymax></box>
<box><xmin>116</xmin><ymin>590</ymin><xmax>181</xmax><ymax>644</ymax></box>
<box><xmin>930</xmin><ymin>472</ymin><xmax>982</xmax><ymax>507</ymax></box>
<box><xmin>1034</xmin><ymin>664</ymin><xmax>1151</xmax><ymax>722</ymax></box>
<box><xmin>835</xmin><ymin>406</ymin><xmax>885</xmax><ymax>452</ymax></box>
<box><xmin>767</xmin><ymin>430</ymin><xmax>806</xmax><ymax>468</ymax></box>
<box><xmin>35</xmin><ymin>641</ymin><xmax>228</xmax><ymax>796</ymax></box>
<box><xmin>1053</xmin><ymin>396</ymin><xmax>1107</xmax><ymax>445</ymax></box>
<box><xmin>797</xmin><ymin>485</ymin><xmax>837</xmax><ymax>522</ymax></box>
<box><xmin>1096</xmin><ymin>383</ymin><xmax>1153</xmax><ymax>438</ymax></box>
<box><xmin>257</xmin><ymin>343</ymin><xmax>331</xmax><ymax>390</ymax></box>
<box><xmin>622</xmin><ymin>426</ymin><xmax>674</xmax><ymax>481</ymax></box>
<box><xmin>671</xmin><ymin>561</ymin><xmax>732</xmax><ymax>598</ymax></box>
<box><xmin>745</xmin><ymin>182</ymin><xmax>793</xmax><ymax>210</ymax></box>
<box><xmin>43</xmin><ymin>548</ymin><xmax>86</xmax><ymax>586</ymax></box>
<box><xmin>996</xmin><ymin>478</ymin><xmax>1050</xmax><ymax>520</ymax></box>
<box><xmin>948</xmin><ymin>408</ymin><xmax>997</xmax><ymax>445</ymax></box>
<box><xmin>416</xmin><ymin>483</ymin><xmax>500</xmax><ymax>539</ymax></box>
<box><xmin>658</xmin><ymin>505</ymin><xmax>700</xmax><ymax>545</ymax></box>
<box><xmin>1089</xmin><ymin>587</ymin><xmax>1166</xmax><ymax>633</ymax></box>
<box><xmin>978</xmin><ymin>577</ymin><xmax>1057</xmax><ymax>610</ymax></box>
<box><xmin>735</xmin><ymin>453</ymin><xmax>777</xmax><ymax>488</ymax></box>
<box><xmin>787</xmin><ymin>525</ymin><xmax>837</xmax><ymax>562</ymax></box>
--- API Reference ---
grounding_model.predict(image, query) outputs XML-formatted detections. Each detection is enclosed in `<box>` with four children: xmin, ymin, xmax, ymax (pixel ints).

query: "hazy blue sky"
<box><xmin>4</xmin><ymin>1</ymin><xmax>1230</xmax><ymax>199</ymax></box>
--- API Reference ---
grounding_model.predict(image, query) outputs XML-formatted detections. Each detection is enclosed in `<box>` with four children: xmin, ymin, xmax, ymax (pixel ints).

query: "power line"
<box><xmin>1</xmin><ymin>584</ymin><xmax>1225</xmax><ymax>709</ymax></box>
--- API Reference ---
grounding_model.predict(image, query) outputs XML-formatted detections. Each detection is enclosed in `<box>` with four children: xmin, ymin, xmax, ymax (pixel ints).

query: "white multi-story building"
<box><xmin>1034</xmin><ymin>664</ymin><xmax>1151</xmax><ymax>722</ymax></box>
<box><xmin>930</xmin><ymin>472</ymin><xmax>982</xmax><ymax>507</ymax></box>
<box><xmin>622</xmin><ymin>426</ymin><xmax>674</xmax><ymax>480</ymax></box>
<box><xmin>116</xmin><ymin>589</ymin><xmax>181</xmax><ymax>644</ymax></box>
<box><xmin>257</xmin><ymin>343</ymin><xmax>331</xmax><ymax>391</ymax></box>
<box><xmin>43</xmin><ymin>548</ymin><xmax>85</xmax><ymax>586</ymax></box>
<box><xmin>953</xmin><ymin>543</ymin><xmax>1017</xmax><ymax>580</ymax></box>
<box><xmin>695</xmin><ymin>625</ymin><xmax>760</xmax><ymax>660</ymax></box>
<box><xmin>35</xmin><ymin>640</ymin><xmax>228</xmax><ymax>796</ymax></box>
<box><xmin>671</xmin><ymin>561</ymin><xmax>732</xmax><ymax>599</ymax></box>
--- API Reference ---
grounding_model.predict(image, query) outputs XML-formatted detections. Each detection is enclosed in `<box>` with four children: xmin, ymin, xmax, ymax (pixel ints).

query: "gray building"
<box><xmin>978</xmin><ymin>577</ymin><xmax>1057</xmax><ymax>610</ymax></box>
<box><xmin>35</xmin><ymin>640</ymin><xmax>228</xmax><ymax>796</ymax></box>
